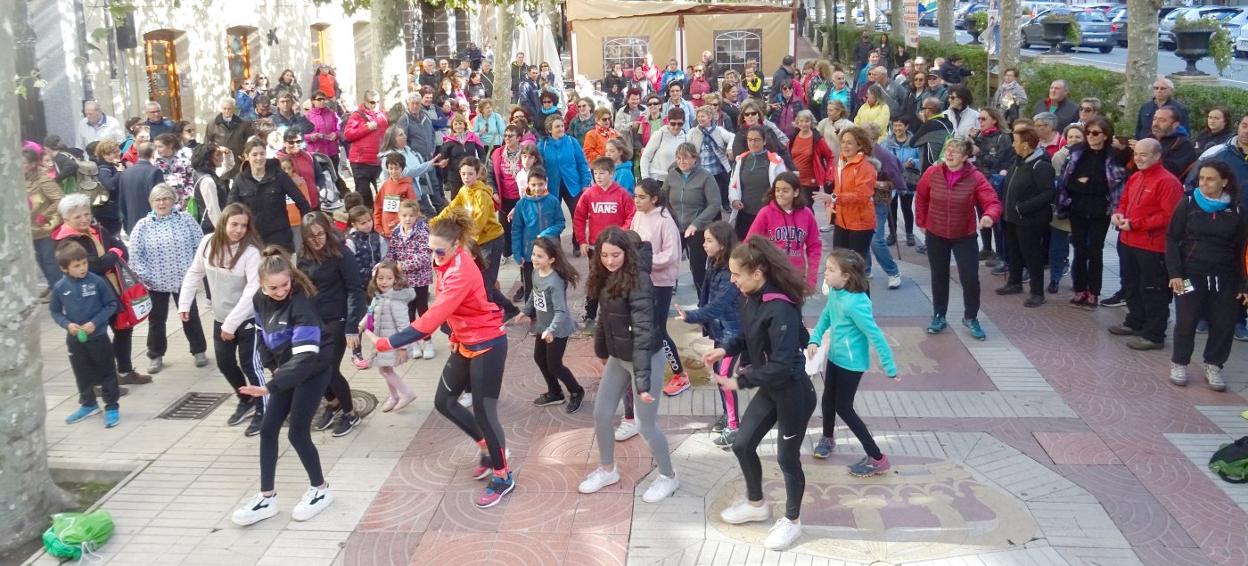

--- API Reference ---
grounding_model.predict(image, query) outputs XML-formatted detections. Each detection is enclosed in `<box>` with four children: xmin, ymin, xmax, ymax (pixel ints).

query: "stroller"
<box><xmin>312</xmin><ymin>152</ymin><xmax>347</xmax><ymax>213</ymax></box>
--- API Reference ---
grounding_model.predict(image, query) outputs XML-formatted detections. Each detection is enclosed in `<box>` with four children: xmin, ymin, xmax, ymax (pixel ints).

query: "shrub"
<box><xmin>1175</xmin><ymin>84</ymin><xmax>1248</xmax><ymax>131</ymax></box>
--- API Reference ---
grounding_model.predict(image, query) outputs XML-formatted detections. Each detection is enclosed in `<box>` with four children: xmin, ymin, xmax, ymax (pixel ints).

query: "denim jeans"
<box><xmin>865</xmin><ymin>201</ymin><xmax>899</xmax><ymax>277</ymax></box>
<box><xmin>1048</xmin><ymin>227</ymin><xmax>1070</xmax><ymax>286</ymax></box>
<box><xmin>33</xmin><ymin>237</ymin><xmax>62</xmax><ymax>288</ymax></box>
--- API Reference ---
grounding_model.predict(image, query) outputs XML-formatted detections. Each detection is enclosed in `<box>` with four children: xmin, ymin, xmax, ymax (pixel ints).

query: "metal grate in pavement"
<box><xmin>158</xmin><ymin>392</ymin><xmax>231</xmax><ymax>420</ymax></box>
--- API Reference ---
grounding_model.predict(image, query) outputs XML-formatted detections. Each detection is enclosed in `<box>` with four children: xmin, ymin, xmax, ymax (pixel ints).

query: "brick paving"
<box><xmin>22</xmin><ymin>229</ymin><xmax>1248</xmax><ymax>566</ymax></box>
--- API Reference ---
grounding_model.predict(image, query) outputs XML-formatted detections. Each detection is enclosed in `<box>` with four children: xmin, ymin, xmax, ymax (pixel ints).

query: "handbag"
<box><xmin>109</xmin><ymin>258</ymin><xmax>153</xmax><ymax>331</ymax></box>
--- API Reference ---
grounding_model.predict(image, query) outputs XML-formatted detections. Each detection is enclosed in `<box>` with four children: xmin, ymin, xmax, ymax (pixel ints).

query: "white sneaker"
<box><xmin>719</xmin><ymin>499</ymin><xmax>771</xmax><ymax>524</ymax></box>
<box><xmin>764</xmin><ymin>517</ymin><xmax>802</xmax><ymax>551</ymax></box>
<box><xmin>1205</xmin><ymin>363</ymin><xmax>1227</xmax><ymax>392</ymax></box>
<box><xmin>614</xmin><ymin>419</ymin><xmax>639</xmax><ymax>441</ymax></box>
<box><xmin>642</xmin><ymin>474</ymin><xmax>679</xmax><ymax>503</ymax></box>
<box><xmin>231</xmin><ymin>492</ymin><xmax>279</xmax><ymax>526</ymax></box>
<box><xmin>421</xmin><ymin>340</ymin><xmax>435</xmax><ymax>360</ymax></box>
<box><xmin>1169</xmin><ymin>362</ymin><xmax>1188</xmax><ymax>386</ymax></box>
<box><xmin>291</xmin><ymin>485</ymin><xmax>334</xmax><ymax>521</ymax></box>
<box><xmin>577</xmin><ymin>466</ymin><xmax>621</xmax><ymax>494</ymax></box>
<box><xmin>888</xmin><ymin>274</ymin><xmax>902</xmax><ymax>289</ymax></box>
<box><xmin>458</xmin><ymin>392</ymin><xmax>473</xmax><ymax>408</ymax></box>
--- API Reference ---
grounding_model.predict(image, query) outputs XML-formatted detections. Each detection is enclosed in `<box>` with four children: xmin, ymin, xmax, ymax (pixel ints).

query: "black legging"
<box><xmin>501</xmin><ymin>197</ymin><xmax>519</xmax><ymax>259</ymax></box>
<box><xmin>112</xmin><ymin>326</ymin><xmax>135</xmax><ymax>374</ymax></box>
<box><xmin>350</xmin><ymin>162</ymin><xmax>382</xmax><ymax>209</ymax></box>
<box><xmin>406</xmin><ymin>286</ymin><xmax>431</xmax><ymax>321</ymax></box>
<box><xmin>832</xmin><ymin>227</ymin><xmax>873</xmax><ymax>259</ymax></box>
<box><xmin>731</xmin><ymin>377</ymin><xmax>817</xmax><ymax>521</ymax></box>
<box><xmin>926</xmin><ymin>233</ymin><xmax>981</xmax><ymax>320</ymax></box>
<box><xmin>683</xmin><ymin>230</ymin><xmax>708</xmax><ymax>302</ymax></box>
<box><xmin>482</xmin><ymin>236</ymin><xmax>519</xmax><ymax>318</ymax></box>
<box><xmin>1069</xmin><ymin>216</ymin><xmax>1111</xmax><ymax>296</ymax></box>
<box><xmin>821</xmin><ymin>362</ymin><xmax>881</xmax><ymax>459</ymax></box>
<box><xmin>147</xmin><ymin>291</ymin><xmax>207</xmax><ymax>358</ymax></box>
<box><xmin>652</xmin><ymin>286</ymin><xmax>684</xmax><ymax>377</ymax></box>
<box><xmin>433</xmin><ymin>334</ymin><xmax>509</xmax><ymax>472</ymax></box>
<box><xmin>259</xmin><ymin>367</ymin><xmax>330</xmax><ymax>492</ymax></box>
<box><xmin>319</xmin><ymin>318</ymin><xmax>354</xmax><ymax>414</ymax></box>
<box><xmin>214</xmin><ymin>320</ymin><xmax>263</xmax><ymax>403</ymax></box>
<box><xmin>535</xmin><ymin>336</ymin><xmax>583</xmax><ymax>396</ymax></box>
<box><xmin>890</xmin><ymin>192</ymin><xmax>915</xmax><ymax>237</ymax></box>
<box><xmin>734</xmin><ymin>211</ymin><xmax>758</xmax><ymax>241</ymax></box>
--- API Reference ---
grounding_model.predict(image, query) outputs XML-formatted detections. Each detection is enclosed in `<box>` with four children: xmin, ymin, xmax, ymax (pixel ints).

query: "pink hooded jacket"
<box><xmin>747</xmin><ymin>201</ymin><xmax>822</xmax><ymax>289</ymax></box>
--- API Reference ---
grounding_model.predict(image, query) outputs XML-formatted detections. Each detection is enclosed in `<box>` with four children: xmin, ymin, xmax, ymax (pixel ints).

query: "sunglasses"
<box><xmin>1086</xmin><ymin>129</ymin><xmax>1105</xmax><ymax>136</ymax></box>
<box><xmin>285</xmin><ymin>139</ymin><xmax>304</xmax><ymax>144</ymax></box>
<box><xmin>669</xmin><ymin>121</ymin><xmax>684</xmax><ymax>127</ymax></box>
<box><xmin>1080</xmin><ymin>106</ymin><xmax>1095</xmax><ymax>112</ymax></box>
<box><xmin>744</xmin><ymin>111</ymin><xmax>759</xmax><ymax>116</ymax></box>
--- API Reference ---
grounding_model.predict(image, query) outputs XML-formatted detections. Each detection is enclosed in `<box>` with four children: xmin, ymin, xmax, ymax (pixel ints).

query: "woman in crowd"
<box><xmin>305</xmin><ymin>91</ymin><xmax>342</xmax><ymax>168</ymax></box>
<box><xmin>635</xmin><ymin>94</ymin><xmax>666</xmax><ymax>152</ymax></box>
<box><xmin>1166</xmin><ymin>161</ymin><xmax>1246</xmax><ymax>392</ymax></box>
<box><xmin>52</xmin><ymin>193</ymin><xmax>151</xmax><ymax>385</ymax></box>
<box><xmin>228</xmin><ymin>139</ymin><xmax>312</xmax><ymax>251</ymax></box>
<box><xmin>1056</xmin><ymin>116</ymin><xmax>1128</xmax><ymax>310</ymax></box>
<box><xmin>272</xmin><ymin>69</ymin><xmax>303</xmax><ymax>102</ymax></box>
<box><xmin>704</xmin><ymin>236</ymin><xmax>815</xmax><ymax>552</ymax></box>
<box><xmin>297</xmin><ymin>212</ymin><xmax>367</xmax><ymax>438</ymax></box>
<box><xmin>26</xmin><ymin>148</ymin><xmax>63</xmax><ymax>293</ymax></box>
<box><xmin>992</xmin><ymin>68</ymin><xmax>1028</xmax><ymax>124</ymax></box>
<box><xmin>473</xmin><ymin>100</ymin><xmax>507</xmax><ymax>156</ymax></box>
<box><xmin>363</xmin><ymin>210</ymin><xmax>514</xmax><ymax>509</ymax></box>
<box><xmin>190</xmin><ymin>142</ymin><xmax>233</xmax><ymax>233</ymax></box>
<box><xmin>854</xmin><ymin>85</ymin><xmax>891</xmax><ymax>142</ymax></box>
<box><xmin>661</xmin><ymin>142</ymin><xmax>721</xmax><ymax>298</ymax></box>
<box><xmin>787</xmin><ymin>110</ymin><xmax>835</xmax><ymax>202</ymax></box>
<box><xmin>437</xmin><ymin>114</ymin><xmax>486</xmax><ymax>200</ymax></box>
<box><xmin>830</xmin><ymin>126</ymin><xmax>879</xmax><ymax>261</ymax></box>
<box><xmin>916</xmin><ymin>136</ymin><xmax>1001</xmax><ymax>340</ymax></box>
<box><xmin>817</xmin><ymin>100</ymin><xmax>854</xmax><ymax>156</ymax></box>
<box><xmin>769</xmin><ymin>80</ymin><xmax>805</xmax><ymax>140</ymax></box>
<box><xmin>1193</xmin><ymin>106</ymin><xmax>1235</xmax><ymax>154</ymax></box>
<box><xmin>729</xmin><ymin>125</ymin><xmax>788</xmax><ymax>240</ymax></box>
<box><xmin>92</xmin><ymin>140</ymin><xmax>125</xmax><ymax>236</ymax></box>
<box><xmin>732</xmin><ymin>100</ymin><xmax>792</xmax><ymax>168</ymax></box>
<box><xmin>129</xmin><ymin>184</ymin><xmax>208</xmax><ymax>374</ymax></box>
<box><xmin>973</xmin><ymin>108</ymin><xmax>1014</xmax><ymax>273</ymax></box>
<box><xmin>640</xmin><ymin>108</ymin><xmax>688</xmax><ymax>183</ymax></box>
<box><xmin>996</xmin><ymin>125</ymin><xmax>1055</xmax><ymax>308</ymax></box>
<box><xmin>688</xmin><ymin>105</ymin><xmax>736</xmax><ymax>209</ymax></box>
<box><xmin>568</xmin><ymin>98</ymin><xmax>597</xmax><ymax>144</ymax></box>
<box><xmin>179</xmin><ymin>203</ymin><xmax>266</xmax><ymax>435</ymax></box>
<box><xmin>230</xmin><ymin>247</ymin><xmax>334</xmax><ymax>527</ymax></box>
<box><xmin>493</xmin><ymin>125</ymin><xmax>528</xmax><ymax>264</ymax></box>
<box><xmin>582</xmin><ymin>108</ymin><xmax>620</xmax><ymax>164</ymax></box>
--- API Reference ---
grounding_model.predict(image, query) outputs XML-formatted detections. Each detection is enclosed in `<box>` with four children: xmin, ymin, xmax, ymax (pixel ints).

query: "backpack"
<box><xmin>190</xmin><ymin>171</ymin><xmax>227</xmax><ymax>233</ymax></box>
<box><xmin>70</xmin><ymin>160</ymin><xmax>108</xmax><ymax>207</ymax></box>
<box><xmin>1209</xmin><ymin>436</ymin><xmax>1248</xmax><ymax>483</ymax></box>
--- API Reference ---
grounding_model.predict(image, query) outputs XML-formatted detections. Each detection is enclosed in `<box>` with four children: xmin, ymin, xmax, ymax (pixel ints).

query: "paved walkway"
<box><xmin>23</xmin><ymin>229</ymin><xmax>1248</xmax><ymax>566</ymax></box>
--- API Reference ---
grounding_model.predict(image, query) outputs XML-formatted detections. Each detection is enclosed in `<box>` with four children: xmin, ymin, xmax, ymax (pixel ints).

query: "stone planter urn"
<box><xmin>1041</xmin><ymin>20</ymin><xmax>1071</xmax><ymax>54</ymax></box>
<box><xmin>1173</xmin><ymin>27</ymin><xmax>1215</xmax><ymax>76</ymax></box>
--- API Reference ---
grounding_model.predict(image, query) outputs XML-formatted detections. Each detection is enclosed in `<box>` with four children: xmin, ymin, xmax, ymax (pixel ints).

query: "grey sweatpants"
<box><xmin>593</xmin><ymin>351</ymin><xmax>675</xmax><ymax>477</ymax></box>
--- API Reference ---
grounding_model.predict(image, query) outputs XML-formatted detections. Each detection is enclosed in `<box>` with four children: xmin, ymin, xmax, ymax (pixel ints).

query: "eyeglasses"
<box><xmin>503</xmin><ymin>133</ymin><xmax>517</xmax><ymax>138</ymax></box>
<box><xmin>647</xmin><ymin>102</ymin><xmax>660</xmax><ymax>106</ymax></box>
<box><xmin>152</xmin><ymin>196</ymin><xmax>175</xmax><ymax>203</ymax></box>
<box><xmin>1080</xmin><ymin>106</ymin><xmax>1095</xmax><ymax>112</ymax></box>
<box><xmin>1086</xmin><ymin>129</ymin><xmax>1105</xmax><ymax>137</ymax></box>
<box><xmin>313</xmin><ymin>97</ymin><xmax>326</xmax><ymax>102</ymax></box>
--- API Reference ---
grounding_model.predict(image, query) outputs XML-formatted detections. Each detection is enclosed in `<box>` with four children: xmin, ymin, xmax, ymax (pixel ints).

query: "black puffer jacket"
<box><xmin>227</xmin><ymin>159</ymin><xmax>311</xmax><ymax>251</ymax></box>
<box><xmin>1165</xmin><ymin>194</ymin><xmax>1248</xmax><ymax>280</ymax></box>
<box><xmin>1002</xmin><ymin>150</ymin><xmax>1055</xmax><ymax>226</ymax></box>
<box><xmin>722</xmin><ymin>282</ymin><xmax>808</xmax><ymax>390</ymax></box>
<box><xmin>594</xmin><ymin>242</ymin><xmax>658</xmax><ymax>393</ymax></box>
<box><xmin>297</xmin><ymin>243</ymin><xmax>367</xmax><ymax>332</ymax></box>
<box><xmin>974</xmin><ymin>128</ymin><xmax>1014</xmax><ymax>179</ymax></box>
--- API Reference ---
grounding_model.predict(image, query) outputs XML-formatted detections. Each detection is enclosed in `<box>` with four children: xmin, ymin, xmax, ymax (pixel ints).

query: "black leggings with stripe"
<box><xmin>433</xmin><ymin>335</ymin><xmax>509</xmax><ymax>472</ymax></box>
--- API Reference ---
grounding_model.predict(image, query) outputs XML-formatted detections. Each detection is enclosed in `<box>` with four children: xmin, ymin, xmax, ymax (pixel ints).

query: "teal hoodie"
<box><xmin>808</xmin><ymin>288</ymin><xmax>897</xmax><ymax>375</ymax></box>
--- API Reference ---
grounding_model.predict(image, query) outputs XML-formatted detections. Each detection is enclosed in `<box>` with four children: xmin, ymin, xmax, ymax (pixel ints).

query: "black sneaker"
<box><xmin>572</xmin><ymin>246</ymin><xmax>582</xmax><ymax>258</ymax></box>
<box><xmin>711</xmin><ymin>414</ymin><xmax>728</xmax><ymax>433</ymax></box>
<box><xmin>978</xmin><ymin>249</ymin><xmax>996</xmax><ymax>261</ymax></box>
<box><xmin>1101</xmin><ymin>293</ymin><xmax>1126</xmax><ymax>308</ymax></box>
<box><xmin>314</xmin><ymin>407</ymin><xmax>338</xmax><ymax>431</ymax></box>
<box><xmin>331</xmin><ymin>413</ymin><xmax>361</xmax><ymax>437</ymax></box>
<box><xmin>227</xmin><ymin>399</ymin><xmax>255</xmax><ymax>426</ymax></box>
<box><xmin>245</xmin><ymin>411</ymin><xmax>263</xmax><ymax>437</ymax></box>
<box><xmin>534</xmin><ymin>392</ymin><xmax>566</xmax><ymax>407</ymax></box>
<box><xmin>885</xmin><ymin>233</ymin><xmax>896</xmax><ymax>246</ymax></box>
<box><xmin>566</xmin><ymin>390</ymin><xmax>585</xmax><ymax>414</ymax></box>
<box><xmin>511</xmin><ymin>286</ymin><xmax>526</xmax><ymax>303</ymax></box>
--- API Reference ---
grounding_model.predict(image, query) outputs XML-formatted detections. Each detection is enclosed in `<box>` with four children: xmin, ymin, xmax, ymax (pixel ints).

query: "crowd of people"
<box><xmin>27</xmin><ymin>32</ymin><xmax>1248</xmax><ymax>550</ymax></box>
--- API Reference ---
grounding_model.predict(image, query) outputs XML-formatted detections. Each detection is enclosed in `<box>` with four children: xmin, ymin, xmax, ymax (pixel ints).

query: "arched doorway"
<box><xmin>143</xmin><ymin>30</ymin><xmax>183</xmax><ymax>120</ymax></box>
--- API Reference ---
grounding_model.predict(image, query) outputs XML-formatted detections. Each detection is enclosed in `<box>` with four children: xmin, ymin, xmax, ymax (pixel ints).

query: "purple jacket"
<box><xmin>305</xmin><ymin>106</ymin><xmax>341</xmax><ymax>157</ymax></box>
<box><xmin>872</xmin><ymin>144</ymin><xmax>907</xmax><ymax>198</ymax></box>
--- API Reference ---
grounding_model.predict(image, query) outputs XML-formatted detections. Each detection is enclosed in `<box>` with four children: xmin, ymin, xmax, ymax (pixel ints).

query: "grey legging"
<box><xmin>593</xmin><ymin>350</ymin><xmax>675</xmax><ymax>477</ymax></box>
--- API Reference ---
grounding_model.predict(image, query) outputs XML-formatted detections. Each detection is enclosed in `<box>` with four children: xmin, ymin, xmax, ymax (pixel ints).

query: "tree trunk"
<box><xmin>938</xmin><ymin>0</ymin><xmax>955</xmax><ymax>43</ymax></box>
<box><xmin>999</xmin><ymin>0</ymin><xmax>1021</xmax><ymax>72</ymax></box>
<box><xmin>892</xmin><ymin>0</ymin><xmax>904</xmax><ymax>41</ymax></box>
<box><xmin>1125</xmin><ymin>0</ymin><xmax>1163</xmax><ymax>135</ymax></box>
<box><xmin>823</xmin><ymin>0</ymin><xmax>836</xmax><ymax>56</ymax></box>
<box><xmin>0</xmin><ymin>8</ymin><xmax>75</xmax><ymax>556</ymax></box>
<box><xmin>493</xmin><ymin>4</ymin><xmax>517</xmax><ymax>114</ymax></box>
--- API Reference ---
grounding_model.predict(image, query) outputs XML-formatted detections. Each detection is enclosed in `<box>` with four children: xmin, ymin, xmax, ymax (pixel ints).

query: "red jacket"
<box><xmin>1115</xmin><ymin>163</ymin><xmax>1183</xmax><ymax>253</ymax></box>
<box><xmin>916</xmin><ymin>163</ymin><xmax>1002</xmax><ymax>239</ymax></box>
<box><xmin>343</xmin><ymin>104</ymin><xmax>389</xmax><ymax>165</ymax></box>
<box><xmin>789</xmin><ymin>132</ymin><xmax>836</xmax><ymax>189</ymax></box>
<box><xmin>573</xmin><ymin>182</ymin><xmax>636</xmax><ymax>245</ymax></box>
<box><xmin>378</xmin><ymin>247</ymin><xmax>504</xmax><ymax>350</ymax></box>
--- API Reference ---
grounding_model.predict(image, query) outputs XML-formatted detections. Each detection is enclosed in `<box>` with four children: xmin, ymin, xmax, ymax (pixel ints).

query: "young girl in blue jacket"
<box><xmin>806</xmin><ymin>249</ymin><xmax>898</xmax><ymax>477</ymax></box>
<box><xmin>677</xmin><ymin>221</ymin><xmax>742</xmax><ymax>447</ymax></box>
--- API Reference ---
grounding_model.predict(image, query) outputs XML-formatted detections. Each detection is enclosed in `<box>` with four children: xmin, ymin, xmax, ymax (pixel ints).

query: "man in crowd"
<box><xmin>518</xmin><ymin>65</ymin><xmax>542</xmax><ymax>121</ymax></box>
<box><xmin>1032</xmin><ymin>80</ymin><xmax>1078</xmax><ymax>130</ymax></box>
<box><xmin>143</xmin><ymin>101</ymin><xmax>175</xmax><ymax>139</ymax></box>
<box><xmin>511</xmin><ymin>51</ymin><xmax>527</xmax><ymax>100</ymax></box>
<box><xmin>772</xmin><ymin>55</ymin><xmax>799</xmax><ymax>102</ymax></box>
<box><xmin>1033</xmin><ymin>113</ymin><xmax>1066</xmax><ymax>158</ymax></box>
<box><xmin>911</xmin><ymin>97</ymin><xmax>953</xmax><ymax>171</ymax></box>
<box><xmin>118</xmin><ymin>142</ymin><xmax>164</xmax><ymax>234</ymax></box>
<box><xmin>1107</xmin><ymin>138</ymin><xmax>1183</xmax><ymax>351</ymax></box>
<box><xmin>76</xmin><ymin>101</ymin><xmax>126</xmax><ymax>149</ymax></box>
<box><xmin>204</xmin><ymin>97</ymin><xmax>254</xmax><ymax>158</ymax></box>
<box><xmin>662</xmin><ymin>82</ymin><xmax>696</xmax><ymax>133</ymax></box>
<box><xmin>614</xmin><ymin>89</ymin><xmax>643</xmax><ymax>134</ymax></box>
<box><xmin>418</xmin><ymin>59</ymin><xmax>439</xmax><ymax>90</ymax></box>
<box><xmin>272</xmin><ymin>93</ymin><xmax>313</xmax><ymax>135</ymax></box>
<box><xmin>1149</xmin><ymin>106</ymin><xmax>1197</xmax><ymax>180</ymax></box>
<box><xmin>1135</xmin><ymin>78</ymin><xmax>1189</xmax><ymax>140</ymax></box>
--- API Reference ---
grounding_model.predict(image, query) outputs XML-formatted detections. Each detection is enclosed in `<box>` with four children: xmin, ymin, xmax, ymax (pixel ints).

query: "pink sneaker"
<box><xmin>352</xmin><ymin>354</ymin><xmax>369</xmax><ymax>370</ymax></box>
<box><xmin>663</xmin><ymin>373</ymin><xmax>691</xmax><ymax>396</ymax></box>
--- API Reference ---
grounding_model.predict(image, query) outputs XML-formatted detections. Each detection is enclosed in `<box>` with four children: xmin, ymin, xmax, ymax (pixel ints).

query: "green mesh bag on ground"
<box><xmin>41</xmin><ymin>510</ymin><xmax>115</xmax><ymax>560</ymax></box>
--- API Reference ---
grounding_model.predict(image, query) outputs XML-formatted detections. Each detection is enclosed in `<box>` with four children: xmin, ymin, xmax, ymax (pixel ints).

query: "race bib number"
<box><xmin>383</xmin><ymin>195</ymin><xmax>401</xmax><ymax>213</ymax></box>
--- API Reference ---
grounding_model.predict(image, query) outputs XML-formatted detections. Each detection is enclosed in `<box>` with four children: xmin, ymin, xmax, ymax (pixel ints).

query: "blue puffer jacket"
<box><xmin>510</xmin><ymin>192</ymin><xmax>565</xmax><ymax>262</ymax></box>
<box><xmin>681</xmin><ymin>262</ymin><xmax>741</xmax><ymax>346</ymax></box>
<box><xmin>537</xmin><ymin>135</ymin><xmax>591</xmax><ymax>199</ymax></box>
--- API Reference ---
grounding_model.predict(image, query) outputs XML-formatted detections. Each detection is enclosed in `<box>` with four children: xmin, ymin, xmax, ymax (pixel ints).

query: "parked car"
<box><xmin>1159</xmin><ymin>6</ymin><xmax>1243</xmax><ymax>50</ymax></box>
<box><xmin>1021</xmin><ymin>8</ymin><xmax>1116</xmax><ymax>53</ymax></box>
<box><xmin>1111</xmin><ymin>9</ymin><xmax>1129</xmax><ymax>46</ymax></box>
<box><xmin>1238</xmin><ymin>24</ymin><xmax>1248</xmax><ymax>58</ymax></box>
<box><xmin>954</xmin><ymin>3</ymin><xmax>987</xmax><ymax>29</ymax></box>
<box><xmin>1023</xmin><ymin>1</ymin><xmax>1065</xmax><ymax>18</ymax></box>
<box><xmin>919</xmin><ymin>8</ymin><xmax>937</xmax><ymax>26</ymax></box>
<box><xmin>1075</xmin><ymin>3</ymin><xmax>1121</xmax><ymax>14</ymax></box>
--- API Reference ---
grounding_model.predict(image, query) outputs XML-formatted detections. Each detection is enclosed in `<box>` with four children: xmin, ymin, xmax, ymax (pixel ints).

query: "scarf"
<box><xmin>1194</xmin><ymin>188</ymin><xmax>1232</xmax><ymax>214</ymax></box>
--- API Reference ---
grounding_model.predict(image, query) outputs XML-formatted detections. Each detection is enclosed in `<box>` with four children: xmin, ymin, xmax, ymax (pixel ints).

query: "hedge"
<box><xmin>813</xmin><ymin>26</ymin><xmax>1248</xmax><ymax>135</ymax></box>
